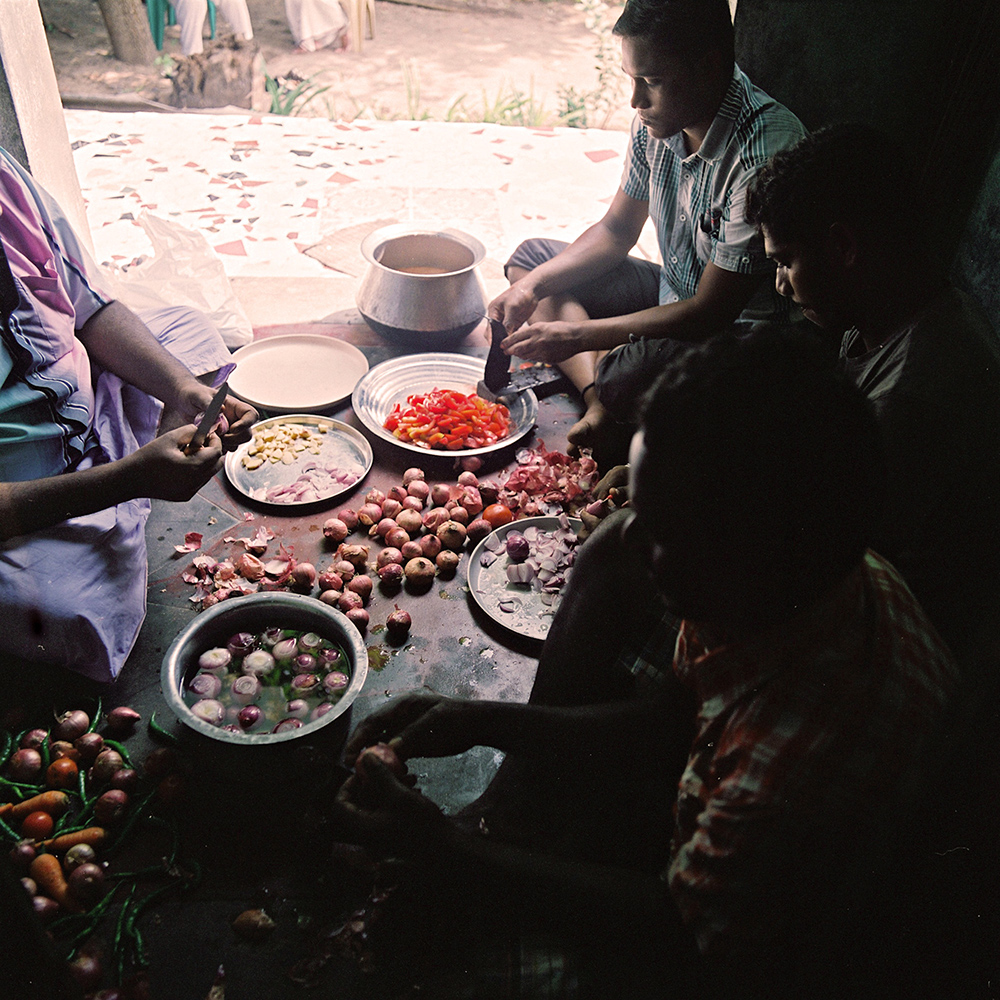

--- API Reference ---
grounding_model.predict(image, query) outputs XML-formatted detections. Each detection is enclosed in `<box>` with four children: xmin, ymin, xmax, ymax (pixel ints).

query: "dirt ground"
<box><xmin>39</xmin><ymin>0</ymin><xmax>632</xmax><ymax>129</ymax></box>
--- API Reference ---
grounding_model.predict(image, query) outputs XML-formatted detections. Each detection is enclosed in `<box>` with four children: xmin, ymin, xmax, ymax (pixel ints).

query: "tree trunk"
<box><xmin>96</xmin><ymin>0</ymin><xmax>157</xmax><ymax>65</ymax></box>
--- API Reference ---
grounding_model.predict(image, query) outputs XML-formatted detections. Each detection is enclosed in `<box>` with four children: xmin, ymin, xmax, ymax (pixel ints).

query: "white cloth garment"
<box><xmin>169</xmin><ymin>0</ymin><xmax>254</xmax><ymax>55</ymax></box>
<box><xmin>284</xmin><ymin>0</ymin><xmax>348</xmax><ymax>51</ymax></box>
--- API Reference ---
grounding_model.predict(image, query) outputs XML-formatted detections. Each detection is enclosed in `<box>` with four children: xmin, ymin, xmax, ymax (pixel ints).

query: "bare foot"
<box><xmin>567</xmin><ymin>398</ymin><xmax>610</xmax><ymax>455</ymax></box>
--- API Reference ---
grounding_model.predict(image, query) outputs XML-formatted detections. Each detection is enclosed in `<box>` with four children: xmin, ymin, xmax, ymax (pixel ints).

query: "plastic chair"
<box><xmin>147</xmin><ymin>0</ymin><xmax>217</xmax><ymax>52</ymax></box>
<box><xmin>344</xmin><ymin>0</ymin><xmax>376</xmax><ymax>53</ymax></box>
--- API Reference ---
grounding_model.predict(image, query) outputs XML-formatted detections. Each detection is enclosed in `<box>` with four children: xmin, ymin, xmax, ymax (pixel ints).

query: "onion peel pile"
<box><xmin>383</xmin><ymin>389</ymin><xmax>510</xmax><ymax>451</ymax></box>
<box><xmin>496</xmin><ymin>440</ymin><xmax>599</xmax><ymax>516</ymax></box>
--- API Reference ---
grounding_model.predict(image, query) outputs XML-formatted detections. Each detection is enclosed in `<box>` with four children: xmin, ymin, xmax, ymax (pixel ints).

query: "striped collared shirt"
<box><xmin>621</xmin><ymin>66</ymin><xmax>805</xmax><ymax>312</ymax></box>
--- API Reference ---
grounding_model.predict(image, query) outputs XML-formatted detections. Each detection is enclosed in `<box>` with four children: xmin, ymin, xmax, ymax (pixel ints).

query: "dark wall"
<box><xmin>733</xmin><ymin>0</ymin><xmax>1000</xmax><ymax>291</ymax></box>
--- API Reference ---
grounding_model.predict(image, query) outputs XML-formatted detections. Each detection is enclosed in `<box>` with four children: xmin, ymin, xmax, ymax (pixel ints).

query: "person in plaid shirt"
<box><xmin>487</xmin><ymin>0</ymin><xmax>804</xmax><ymax>466</ymax></box>
<box><xmin>334</xmin><ymin>329</ymin><xmax>961</xmax><ymax>997</ymax></box>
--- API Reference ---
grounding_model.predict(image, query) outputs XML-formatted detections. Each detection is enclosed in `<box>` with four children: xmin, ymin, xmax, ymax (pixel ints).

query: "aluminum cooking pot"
<box><xmin>355</xmin><ymin>223</ymin><xmax>488</xmax><ymax>347</ymax></box>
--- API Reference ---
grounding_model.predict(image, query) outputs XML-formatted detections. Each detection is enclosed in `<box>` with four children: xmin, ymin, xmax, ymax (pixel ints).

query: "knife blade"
<box><xmin>476</xmin><ymin>318</ymin><xmax>572</xmax><ymax>403</ymax></box>
<box><xmin>184</xmin><ymin>380</ymin><xmax>229</xmax><ymax>455</ymax></box>
<box><xmin>476</xmin><ymin>317</ymin><xmax>512</xmax><ymax>401</ymax></box>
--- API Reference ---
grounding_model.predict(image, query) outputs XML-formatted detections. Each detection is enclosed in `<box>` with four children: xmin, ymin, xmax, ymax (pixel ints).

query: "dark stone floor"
<box><xmin>1</xmin><ymin>330</ymin><xmax>585</xmax><ymax>998</ymax></box>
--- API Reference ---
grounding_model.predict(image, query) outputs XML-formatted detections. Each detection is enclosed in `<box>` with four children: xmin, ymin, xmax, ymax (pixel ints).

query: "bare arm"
<box><xmin>489</xmin><ymin>189</ymin><xmax>650</xmax><ymax>333</ymax></box>
<box><xmin>0</xmin><ymin>428</ymin><xmax>224</xmax><ymax>541</ymax></box>
<box><xmin>501</xmin><ymin>259</ymin><xmax>765</xmax><ymax>363</ymax></box>
<box><xmin>78</xmin><ymin>301</ymin><xmax>257</xmax><ymax>448</ymax></box>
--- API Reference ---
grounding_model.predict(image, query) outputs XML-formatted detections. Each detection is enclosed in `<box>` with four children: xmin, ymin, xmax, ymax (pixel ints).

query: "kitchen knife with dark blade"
<box><xmin>476</xmin><ymin>318</ymin><xmax>571</xmax><ymax>402</ymax></box>
<box><xmin>184</xmin><ymin>380</ymin><xmax>229</xmax><ymax>455</ymax></box>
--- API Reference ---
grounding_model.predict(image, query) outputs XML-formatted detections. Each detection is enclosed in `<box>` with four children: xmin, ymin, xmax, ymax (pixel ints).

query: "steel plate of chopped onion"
<box><xmin>224</xmin><ymin>415</ymin><xmax>373</xmax><ymax>509</ymax></box>
<box><xmin>467</xmin><ymin>514</ymin><xmax>582</xmax><ymax>641</ymax></box>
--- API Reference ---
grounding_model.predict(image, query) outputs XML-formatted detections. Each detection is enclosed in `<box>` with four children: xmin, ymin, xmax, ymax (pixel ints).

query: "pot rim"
<box><xmin>160</xmin><ymin>593</ymin><xmax>369</xmax><ymax>747</ymax></box>
<box><xmin>360</xmin><ymin>222</ymin><xmax>486</xmax><ymax>273</ymax></box>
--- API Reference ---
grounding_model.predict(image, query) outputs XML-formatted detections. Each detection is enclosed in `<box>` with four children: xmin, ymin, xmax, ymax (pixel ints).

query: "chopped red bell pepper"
<box><xmin>383</xmin><ymin>388</ymin><xmax>511</xmax><ymax>451</ymax></box>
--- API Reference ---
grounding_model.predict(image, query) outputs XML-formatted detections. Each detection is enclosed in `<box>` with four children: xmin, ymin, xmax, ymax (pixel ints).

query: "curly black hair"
<box><xmin>634</xmin><ymin>326</ymin><xmax>885</xmax><ymax>620</ymax></box>
<box><xmin>613</xmin><ymin>0</ymin><xmax>735</xmax><ymax>75</ymax></box>
<box><xmin>745</xmin><ymin>121</ymin><xmax>917</xmax><ymax>244</ymax></box>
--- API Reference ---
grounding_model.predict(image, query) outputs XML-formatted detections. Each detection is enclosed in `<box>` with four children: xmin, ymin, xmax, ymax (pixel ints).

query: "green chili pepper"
<box><xmin>148</xmin><ymin>712</ymin><xmax>181</xmax><ymax>747</ymax></box>
<box><xmin>105</xmin><ymin>787</ymin><xmax>157</xmax><ymax>855</ymax></box>
<box><xmin>0</xmin><ymin>814</ymin><xmax>22</xmax><ymax>843</ymax></box>
<box><xmin>0</xmin><ymin>778</ymin><xmax>46</xmax><ymax>797</ymax></box>
<box><xmin>39</xmin><ymin>735</ymin><xmax>50</xmax><ymax>770</ymax></box>
<box><xmin>113</xmin><ymin>883</ymin><xmax>139</xmax><ymax>983</ymax></box>
<box><xmin>0</xmin><ymin>730</ymin><xmax>13</xmax><ymax>770</ymax></box>
<box><xmin>86</xmin><ymin>697</ymin><xmax>103</xmax><ymax>733</ymax></box>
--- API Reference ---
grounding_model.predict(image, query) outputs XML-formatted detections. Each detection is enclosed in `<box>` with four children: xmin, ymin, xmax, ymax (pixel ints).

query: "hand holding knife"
<box><xmin>184</xmin><ymin>381</ymin><xmax>229</xmax><ymax>456</ymax></box>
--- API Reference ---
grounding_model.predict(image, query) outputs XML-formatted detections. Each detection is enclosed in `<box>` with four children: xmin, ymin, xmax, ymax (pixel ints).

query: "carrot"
<box><xmin>42</xmin><ymin>826</ymin><xmax>107</xmax><ymax>853</ymax></box>
<box><xmin>0</xmin><ymin>790</ymin><xmax>70</xmax><ymax>823</ymax></box>
<box><xmin>29</xmin><ymin>852</ymin><xmax>83</xmax><ymax>913</ymax></box>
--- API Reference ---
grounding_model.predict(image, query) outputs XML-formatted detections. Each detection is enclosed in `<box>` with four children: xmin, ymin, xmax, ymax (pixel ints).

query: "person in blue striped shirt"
<box><xmin>488</xmin><ymin>0</ymin><xmax>805</xmax><ymax>466</ymax></box>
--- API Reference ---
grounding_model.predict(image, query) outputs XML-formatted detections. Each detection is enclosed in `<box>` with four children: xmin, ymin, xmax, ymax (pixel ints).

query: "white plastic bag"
<box><xmin>103</xmin><ymin>213</ymin><xmax>253</xmax><ymax>349</ymax></box>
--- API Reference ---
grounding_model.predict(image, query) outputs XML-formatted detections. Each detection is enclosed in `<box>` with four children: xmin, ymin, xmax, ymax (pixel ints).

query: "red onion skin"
<box><xmin>67</xmin><ymin>862</ymin><xmax>106</xmax><ymax>906</ymax></box>
<box><xmin>381</xmin><ymin>498</ymin><xmax>403</xmax><ymax>519</ymax></box>
<box><xmin>386</xmin><ymin>609</ymin><xmax>412</xmax><ymax>639</ymax></box>
<box><xmin>419</xmin><ymin>533</ymin><xmax>443</xmax><ymax>559</ymax></box>
<box><xmin>334</xmin><ymin>559</ymin><xmax>356</xmax><ymax>581</ymax></box>
<box><xmin>436</xmin><ymin>550</ymin><xmax>461</xmax><ymax>576</ymax></box>
<box><xmin>400</xmin><ymin>540</ymin><xmax>423</xmax><ymax>561</ymax></box>
<box><xmin>32</xmin><ymin>895</ymin><xmax>59</xmax><ymax>923</ymax></box>
<box><xmin>377</xmin><ymin>547</ymin><xmax>404</xmax><ymax>569</ymax></box>
<box><xmin>346</xmin><ymin>607</ymin><xmax>370</xmax><ymax>631</ymax></box>
<box><xmin>323</xmin><ymin>518</ymin><xmax>349</xmax><ymax>542</ymax></box>
<box><xmin>447</xmin><ymin>505</ymin><xmax>469</xmax><ymax>525</ymax></box>
<box><xmin>466</xmin><ymin>519</ymin><xmax>492</xmax><ymax>545</ymax></box>
<box><xmin>404</xmin><ymin>557</ymin><xmax>436</xmax><ymax>589</ymax></box>
<box><xmin>385</xmin><ymin>527</ymin><xmax>410</xmax><ymax>549</ymax></box>
<box><xmin>317</xmin><ymin>570</ymin><xmax>344</xmax><ymax>592</ymax></box>
<box><xmin>109</xmin><ymin>768</ymin><xmax>139</xmax><ymax>795</ymax></box>
<box><xmin>437</xmin><ymin>521</ymin><xmax>468</xmax><ymax>551</ymax></box>
<box><xmin>357</xmin><ymin>503</ymin><xmax>383</xmax><ymax>527</ymax></box>
<box><xmin>7</xmin><ymin>748</ymin><xmax>42</xmax><ymax>783</ymax></box>
<box><xmin>338</xmin><ymin>591</ymin><xmax>364</xmax><ymax>613</ymax></box>
<box><xmin>291</xmin><ymin>562</ymin><xmax>317</xmax><ymax>590</ymax></box>
<box><xmin>348</xmin><ymin>575</ymin><xmax>374</xmax><ymax>602</ymax></box>
<box><xmin>337</xmin><ymin>508</ymin><xmax>360</xmax><ymax>531</ymax></box>
<box><xmin>395</xmin><ymin>508</ymin><xmax>423</xmax><ymax>535</ymax></box>
<box><xmin>52</xmin><ymin>710</ymin><xmax>90</xmax><ymax>743</ymax></box>
<box><xmin>19</xmin><ymin>729</ymin><xmax>48</xmax><ymax>751</ymax></box>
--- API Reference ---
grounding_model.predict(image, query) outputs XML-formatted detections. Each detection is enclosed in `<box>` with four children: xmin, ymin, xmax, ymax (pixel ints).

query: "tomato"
<box><xmin>45</xmin><ymin>757</ymin><xmax>79</xmax><ymax>789</ymax></box>
<box><xmin>482</xmin><ymin>503</ymin><xmax>514</xmax><ymax>528</ymax></box>
<box><xmin>21</xmin><ymin>810</ymin><xmax>55</xmax><ymax>840</ymax></box>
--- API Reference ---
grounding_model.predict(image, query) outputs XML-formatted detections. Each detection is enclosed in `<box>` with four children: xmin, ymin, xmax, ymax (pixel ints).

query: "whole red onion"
<box><xmin>67</xmin><ymin>862</ymin><xmax>106</xmax><ymax>906</ymax></box>
<box><xmin>7</xmin><ymin>748</ymin><xmax>42</xmax><ymax>783</ymax></box>
<box><xmin>317</xmin><ymin>569</ymin><xmax>344</xmax><ymax>592</ymax></box>
<box><xmin>346</xmin><ymin>607</ymin><xmax>369</xmax><ymax>631</ymax></box>
<box><xmin>323</xmin><ymin>517</ymin><xmax>349</xmax><ymax>542</ymax></box>
<box><xmin>377</xmin><ymin>547</ymin><xmax>403</xmax><ymax>569</ymax></box>
<box><xmin>337</xmin><ymin>508</ymin><xmax>360</xmax><ymax>531</ymax></box>
<box><xmin>400</xmin><ymin>539</ymin><xmax>423</xmax><ymax>561</ymax></box>
<box><xmin>52</xmin><ymin>709</ymin><xmax>89</xmax><ymax>743</ymax></box>
<box><xmin>430</xmin><ymin>482</ymin><xmax>451</xmax><ymax>507</ymax></box>
<box><xmin>419</xmin><ymin>533</ymin><xmax>443</xmax><ymax>559</ymax></box>
<box><xmin>402</xmin><ymin>467</ymin><xmax>425</xmax><ymax>485</ymax></box>
<box><xmin>378</xmin><ymin>563</ymin><xmax>404</xmax><ymax>589</ymax></box>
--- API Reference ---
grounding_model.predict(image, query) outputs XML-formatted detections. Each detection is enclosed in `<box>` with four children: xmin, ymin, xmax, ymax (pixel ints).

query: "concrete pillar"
<box><xmin>0</xmin><ymin>0</ymin><xmax>92</xmax><ymax>252</ymax></box>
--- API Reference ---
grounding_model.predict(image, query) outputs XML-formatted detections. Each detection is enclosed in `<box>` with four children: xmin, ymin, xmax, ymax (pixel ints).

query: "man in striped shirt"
<box><xmin>334</xmin><ymin>329</ymin><xmax>960</xmax><ymax>997</ymax></box>
<box><xmin>488</xmin><ymin>0</ymin><xmax>804</xmax><ymax>465</ymax></box>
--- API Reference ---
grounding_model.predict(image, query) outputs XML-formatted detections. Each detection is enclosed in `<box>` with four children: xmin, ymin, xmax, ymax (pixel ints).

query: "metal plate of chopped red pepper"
<box><xmin>383</xmin><ymin>387</ymin><xmax>511</xmax><ymax>450</ymax></box>
<box><xmin>352</xmin><ymin>354</ymin><xmax>538</xmax><ymax>457</ymax></box>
